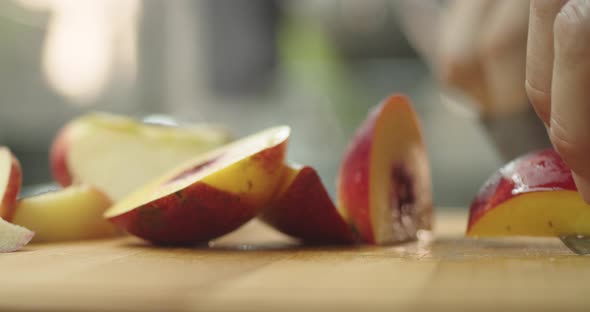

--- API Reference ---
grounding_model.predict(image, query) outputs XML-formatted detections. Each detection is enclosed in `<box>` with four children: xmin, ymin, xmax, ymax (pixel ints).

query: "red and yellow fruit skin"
<box><xmin>109</xmin><ymin>183</ymin><xmax>259</xmax><ymax>245</ymax></box>
<box><xmin>467</xmin><ymin>149</ymin><xmax>577</xmax><ymax>234</ymax></box>
<box><xmin>0</xmin><ymin>149</ymin><xmax>22</xmax><ymax>221</ymax></box>
<box><xmin>337</xmin><ymin>116</ymin><xmax>374</xmax><ymax>243</ymax></box>
<box><xmin>337</xmin><ymin>94</ymin><xmax>431</xmax><ymax>244</ymax></box>
<box><xmin>261</xmin><ymin>166</ymin><xmax>357</xmax><ymax>245</ymax></box>
<box><xmin>49</xmin><ymin>125</ymin><xmax>73</xmax><ymax>187</ymax></box>
<box><xmin>107</xmin><ymin>139</ymin><xmax>288</xmax><ymax>245</ymax></box>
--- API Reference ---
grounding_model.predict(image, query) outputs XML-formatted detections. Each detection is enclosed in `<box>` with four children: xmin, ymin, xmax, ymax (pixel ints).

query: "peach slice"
<box><xmin>104</xmin><ymin>126</ymin><xmax>290</xmax><ymax>245</ymax></box>
<box><xmin>0</xmin><ymin>147</ymin><xmax>22</xmax><ymax>221</ymax></box>
<box><xmin>0</xmin><ymin>217</ymin><xmax>34</xmax><ymax>252</ymax></box>
<box><xmin>260</xmin><ymin>164</ymin><xmax>356</xmax><ymax>244</ymax></box>
<box><xmin>50</xmin><ymin>112</ymin><xmax>231</xmax><ymax>201</ymax></box>
<box><xmin>13</xmin><ymin>185</ymin><xmax>119</xmax><ymax>242</ymax></box>
<box><xmin>337</xmin><ymin>94</ymin><xmax>432</xmax><ymax>244</ymax></box>
<box><xmin>467</xmin><ymin>149</ymin><xmax>590</xmax><ymax>237</ymax></box>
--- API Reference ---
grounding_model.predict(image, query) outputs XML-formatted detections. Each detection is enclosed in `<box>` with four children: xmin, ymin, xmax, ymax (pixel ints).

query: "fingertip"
<box><xmin>526</xmin><ymin>0</ymin><xmax>566</xmax><ymax>126</ymax></box>
<box><xmin>525</xmin><ymin>79</ymin><xmax>551</xmax><ymax>125</ymax></box>
<box><xmin>552</xmin><ymin>121</ymin><xmax>590</xmax><ymax>205</ymax></box>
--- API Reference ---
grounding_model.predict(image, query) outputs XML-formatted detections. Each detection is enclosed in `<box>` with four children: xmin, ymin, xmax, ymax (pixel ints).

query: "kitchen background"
<box><xmin>0</xmin><ymin>0</ymin><xmax>533</xmax><ymax>208</ymax></box>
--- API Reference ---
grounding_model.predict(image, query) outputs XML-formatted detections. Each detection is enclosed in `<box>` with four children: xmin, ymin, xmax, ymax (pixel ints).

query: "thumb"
<box><xmin>550</xmin><ymin>0</ymin><xmax>590</xmax><ymax>203</ymax></box>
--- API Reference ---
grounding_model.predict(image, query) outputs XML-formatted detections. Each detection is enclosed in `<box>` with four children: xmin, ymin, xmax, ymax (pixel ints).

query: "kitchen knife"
<box><xmin>560</xmin><ymin>235</ymin><xmax>590</xmax><ymax>255</ymax></box>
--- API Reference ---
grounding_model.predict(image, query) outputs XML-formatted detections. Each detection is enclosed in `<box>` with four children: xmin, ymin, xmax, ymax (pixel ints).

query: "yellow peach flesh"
<box><xmin>468</xmin><ymin>191</ymin><xmax>590</xmax><ymax>237</ymax></box>
<box><xmin>13</xmin><ymin>185</ymin><xmax>119</xmax><ymax>242</ymax></box>
<box><xmin>370</xmin><ymin>100</ymin><xmax>431</xmax><ymax>244</ymax></box>
<box><xmin>0</xmin><ymin>150</ymin><xmax>10</xmax><ymax>201</ymax></box>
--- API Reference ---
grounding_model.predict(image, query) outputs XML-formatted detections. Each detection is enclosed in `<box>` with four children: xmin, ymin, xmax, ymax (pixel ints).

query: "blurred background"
<box><xmin>0</xmin><ymin>0</ymin><xmax>513</xmax><ymax>209</ymax></box>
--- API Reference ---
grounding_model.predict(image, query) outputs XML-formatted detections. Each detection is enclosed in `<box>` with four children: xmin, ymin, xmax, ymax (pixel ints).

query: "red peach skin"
<box><xmin>337</xmin><ymin>94</ymin><xmax>432</xmax><ymax>245</ymax></box>
<box><xmin>261</xmin><ymin>165</ymin><xmax>357</xmax><ymax>244</ymax></box>
<box><xmin>0</xmin><ymin>147</ymin><xmax>23</xmax><ymax>221</ymax></box>
<box><xmin>50</xmin><ymin>125</ymin><xmax>73</xmax><ymax>186</ymax></box>
<box><xmin>466</xmin><ymin>149</ymin><xmax>590</xmax><ymax>237</ymax></box>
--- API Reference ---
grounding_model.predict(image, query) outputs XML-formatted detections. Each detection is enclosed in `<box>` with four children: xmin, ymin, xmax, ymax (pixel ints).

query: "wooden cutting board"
<box><xmin>1</xmin><ymin>211</ymin><xmax>589</xmax><ymax>312</ymax></box>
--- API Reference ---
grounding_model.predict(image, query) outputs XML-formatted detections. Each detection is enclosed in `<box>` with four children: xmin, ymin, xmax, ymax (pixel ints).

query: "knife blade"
<box><xmin>560</xmin><ymin>235</ymin><xmax>590</xmax><ymax>255</ymax></box>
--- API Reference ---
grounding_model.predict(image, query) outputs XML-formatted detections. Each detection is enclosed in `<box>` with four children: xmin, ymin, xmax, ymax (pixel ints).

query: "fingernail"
<box><xmin>572</xmin><ymin>172</ymin><xmax>590</xmax><ymax>204</ymax></box>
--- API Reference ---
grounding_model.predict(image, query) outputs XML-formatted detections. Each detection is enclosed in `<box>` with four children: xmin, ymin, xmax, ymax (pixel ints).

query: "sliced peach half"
<box><xmin>337</xmin><ymin>94</ymin><xmax>432</xmax><ymax>245</ymax></box>
<box><xmin>104</xmin><ymin>126</ymin><xmax>290</xmax><ymax>245</ymax></box>
<box><xmin>260</xmin><ymin>164</ymin><xmax>356</xmax><ymax>244</ymax></box>
<box><xmin>467</xmin><ymin>149</ymin><xmax>590</xmax><ymax>237</ymax></box>
<box><xmin>50</xmin><ymin>112</ymin><xmax>231</xmax><ymax>201</ymax></box>
<box><xmin>13</xmin><ymin>185</ymin><xmax>119</xmax><ymax>242</ymax></box>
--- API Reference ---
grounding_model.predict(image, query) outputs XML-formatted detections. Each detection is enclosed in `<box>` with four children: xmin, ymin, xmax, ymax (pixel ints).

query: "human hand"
<box><xmin>526</xmin><ymin>0</ymin><xmax>590</xmax><ymax>203</ymax></box>
<box><xmin>437</xmin><ymin>0</ymin><xmax>530</xmax><ymax>116</ymax></box>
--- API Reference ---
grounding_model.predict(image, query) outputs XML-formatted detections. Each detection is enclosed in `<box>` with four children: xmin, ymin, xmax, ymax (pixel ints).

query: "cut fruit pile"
<box><xmin>0</xmin><ymin>145</ymin><xmax>119</xmax><ymax>250</ymax></box>
<box><xmin>102</xmin><ymin>94</ymin><xmax>432</xmax><ymax>246</ymax></box>
<box><xmin>5</xmin><ymin>95</ymin><xmax>587</xmax><ymax>251</ymax></box>
<box><xmin>0</xmin><ymin>95</ymin><xmax>435</xmax><ymax>250</ymax></box>
<box><xmin>467</xmin><ymin>149</ymin><xmax>590</xmax><ymax>237</ymax></box>
<box><xmin>0</xmin><ymin>114</ymin><xmax>231</xmax><ymax>251</ymax></box>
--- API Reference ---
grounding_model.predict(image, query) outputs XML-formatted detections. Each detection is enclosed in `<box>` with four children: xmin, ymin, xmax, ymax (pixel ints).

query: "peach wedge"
<box><xmin>104</xmin><ymin>126</ymin><xmax>290</xmax><ymax>245</ymax></box>
<box><xmin>0</xmin><ymin>146</ymin><xmax>22</xmax><ymax>221</ymax></box>
<box><xmin>50</xmin><ymin>112</ymin><xmax>231</xmax><ymax>201</ymax></box>
<box><xmin>468</xmin><ymin>149</ymin><xmax>590</xmax><ymax>237</ymax></box>
<box><xmin>260</xmin><ymin>164</ymin><xmax>356</xmax><ymax>244</ymax></box>
<box><xmin>337</xmin><ymin>95</ymin><xmax>432</xmax><ymax>245</ymax></box>
<box><xmin>13</xmin><ymin>185</ymin><xmax>119</xmax><ymax>242</ymax></box>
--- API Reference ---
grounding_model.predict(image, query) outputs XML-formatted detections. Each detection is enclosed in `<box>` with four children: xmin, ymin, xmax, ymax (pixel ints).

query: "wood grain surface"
<box><xmin>0</xmin><ymin>211</ymin><xmax>588</xmax><ymax>312</ymax></box>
